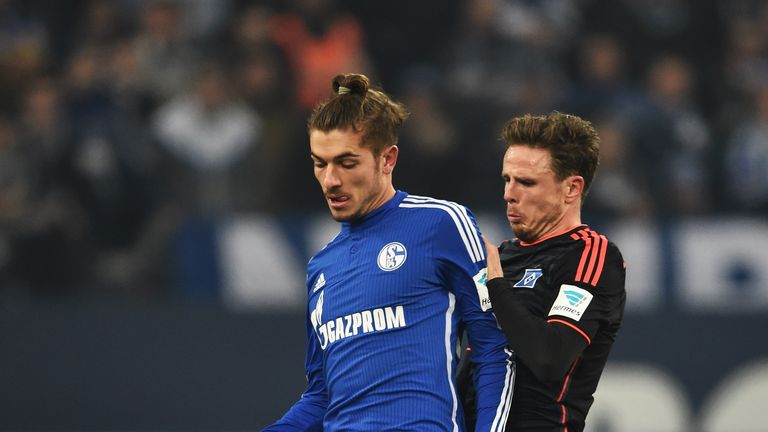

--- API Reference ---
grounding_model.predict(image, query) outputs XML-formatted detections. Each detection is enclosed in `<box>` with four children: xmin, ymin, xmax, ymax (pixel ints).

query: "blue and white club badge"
<box><xmin>377</xmin><ymin>242</ymin><xmax>407</xmax><ymax>271</ymax></box>
<box><xmin>514</xmin><ymin>269</ymin><xmax>544</xmax><ymax>288</ymax></box>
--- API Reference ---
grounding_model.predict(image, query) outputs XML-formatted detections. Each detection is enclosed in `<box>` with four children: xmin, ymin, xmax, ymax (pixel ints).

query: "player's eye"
<box><xmin>341</xmin><ymin>161</ymin><xmax>358</xmax><ymax>169</ymax></box>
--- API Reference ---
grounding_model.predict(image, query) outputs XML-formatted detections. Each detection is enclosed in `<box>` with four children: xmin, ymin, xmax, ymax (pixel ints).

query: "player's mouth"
<box><xmin>327</xmin><ymin>194</ymin><xmax>351</xmax><ymax>209</ymax></box>
<box><xmin>507</xmin><ymin>212</ymin><xmax>522</xmax><ymax>224</ymax></box>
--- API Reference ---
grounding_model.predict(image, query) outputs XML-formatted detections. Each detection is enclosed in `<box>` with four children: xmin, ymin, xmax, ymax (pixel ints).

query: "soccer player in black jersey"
<box><xmin>459</xmin><ymin>112</ymin><xmax>626</xmax><ymax>432</ymax></box>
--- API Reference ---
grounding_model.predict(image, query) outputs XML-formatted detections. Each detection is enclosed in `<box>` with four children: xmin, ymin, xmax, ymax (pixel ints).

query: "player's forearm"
<box><xmin>487</xmin><ymin>278</ymin><xmax>586</xmax><ymax>382</ymax></box>
<box><xmin>263</xmin><ymin>370</ymin><xmax>327</xmax><ymax>431</ymax></box>
<box><xmin>463</xmin><ymin>318</ymin><xmax>515</xmax><ymax>431</ymax></box>
<box><xmin>470</xmin><ymin>352</ymin><xmax>514</xmax><ymax>431</ymax></box>
<box><xmin>263</xmin><ymin>392</ymin><xmax>326</xmax><ymax>431</ymax></box>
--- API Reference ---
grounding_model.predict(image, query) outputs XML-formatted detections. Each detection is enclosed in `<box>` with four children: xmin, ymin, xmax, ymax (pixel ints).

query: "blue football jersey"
<box><xmin>265</xmin><ymin>191</ymin><xmax>514</xmax><ymax>431</ymax></box>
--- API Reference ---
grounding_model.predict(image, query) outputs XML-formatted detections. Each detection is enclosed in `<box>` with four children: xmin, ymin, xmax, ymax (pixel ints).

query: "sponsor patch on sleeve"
<box><xmin>548</xmin><ymin>284</ymin><xmax>593</xmax><ymax>321</ymax></box>
<box><xmin>473</xmin><ymin>268</ymin><xmax>492</xmax><ymax>311</ymax></box>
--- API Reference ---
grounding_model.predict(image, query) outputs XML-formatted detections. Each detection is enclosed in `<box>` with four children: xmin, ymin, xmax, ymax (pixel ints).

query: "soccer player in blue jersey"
<box><xmin>263</xmin><ymin>73</ymin><xmax>514</xmax><ymax>431</ymax></box>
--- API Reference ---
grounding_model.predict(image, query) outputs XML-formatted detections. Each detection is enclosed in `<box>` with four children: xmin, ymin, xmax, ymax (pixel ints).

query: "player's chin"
<box><xmin>511</xmin><ymin>226</ymin><xmax>533</xmax><ymax>243</ymax></box>
<box><xmin>328</xmin><ymin>207</ymin><xmax>356</xmax><ymax>222</ymax></box>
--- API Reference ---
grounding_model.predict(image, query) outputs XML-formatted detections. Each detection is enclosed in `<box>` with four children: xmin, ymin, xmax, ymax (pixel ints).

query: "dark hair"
<box><xmin>501</xmin><ymin>112</ymin><xmax>601</xmax><ymax>195</ymax></box>
<box><xmin>308</xmin><ymin>73</ymin><xmax>409</xmax><ymax>155</ymax></box>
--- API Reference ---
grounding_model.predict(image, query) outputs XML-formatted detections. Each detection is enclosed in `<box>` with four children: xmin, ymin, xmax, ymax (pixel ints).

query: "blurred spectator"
<box><xmin>342</xmin><ymin>0</ymin><xmax>461</xmax><ymax>89</ymax></box>
<box><xmin>71</xmin><ymin>0</ymin><xmax>129</xmax><ymax>49</ymax></box>
<box><xmin>236</xmin><ymin>53</ymin><xmax>314</xmax><ymax>212</ymax></box>
<box><xmin>176</xmin><ymin>0</ymin><xmax>233</xmax><ymax>44</ymax></box>
<box><xmin>4</xmin><ymin>78</ymin><xmax>85</xmax><ymax>294</ymax></box>
<box><xmin>724</xmin><ymin>85</ymin><xmax>768</xmax><ymax>214</ymax></box>
<box><xmin>728</xmin><ymin>15</ymin><xmax>768</xmax><ymax>85</ymax></box>
<box><xmin>133</xmin><ymin>0</ymin><xmax>198</xmax><ymax>106</ymax></box>
<box><xmin>567</xmin><ymin>34</ymin><xmax>645</xmax><ymax>121</ymax></box>
<box><xmin>63</xmin><ymin>44</ymin><xmax>165</xmax><ymax>294</ymax></box>
<box><xmin>614</xmin><ymin>0</ymin><xmax>695</xmax><ymax>56</ymax></box>
<box><xmin>583</xmin><ymin>117</ymin><xmax>652</xmax><ymax>224</ymax></box>
<box><xmin>0</xmin><ymin>116</ymin><xmax>26</xmax><ymax>289</ymax></box>
<box><xmin>64</xmin><ymin>46</ymin><xmax>113</xmax><ymax>131</ymax></box>
<box><xmin>271</xmin><ymin>0</ymin><xmax>372</xmax><ymax>110</ymax></box>
<box><xmin>444</xmin><ymin>0</ymin><xmax>574</xmax><ymax>114</ymax></box>
<box><xmin>151</xmin><ymin>62</ymin><xmax>263</xmax><ymax>298</ymax></box>
<box><xmin>0</xmin><ymin>0</ymin><xmax>47</xmax><ymax>114</ymax></box>
<box><xmin>108</xmin><ymin>37</ymin><xmax>157</xmax><ymax>119</ymax></box>
<box><xmin>153</xmin><ymin>63</ymin><xmax>262</xmax><ymax>215</ymax></box>
<box><xmin>220</xmin><ymin>3</ymin><xmax>316</xmax><ymax>212</ymax></box>
<box><xmin>443</xmin><ymin>0</ymin><xmax>529</xmax><ymax>114</ymax></box>
<box><xmin>226</xmin><ymin>3</ymin><xmax>284</xmax><ymax>64</ymax></box>
<box><xmin>633</xmin><ymin>54</ymin><xmax>712</xmax><ymax>216</ymax></box>
<box><xmin>720</xmin><ymin>17</ymin><xmax>768</xmax><ymax>129</ymax></box>
<box><xmin>395</xmin><ymin>67</ymin><xmax>468</xmax><ymax>202</ymax></box>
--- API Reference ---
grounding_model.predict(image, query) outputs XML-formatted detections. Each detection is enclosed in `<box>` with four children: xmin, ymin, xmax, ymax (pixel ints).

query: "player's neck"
<box><xmin>524</xmin><ymin>210</ymin><xmax>582</xmax><ymax>245</ymax></box>
<box><xmin>357</xmin><ymin>184</ymin><xmax>397</xmax><ymax>220</ymax></box>
<box><xmin>550</xmin><ymin>208</ymin><xmax>582</xmax><ymax>236</ymax></box>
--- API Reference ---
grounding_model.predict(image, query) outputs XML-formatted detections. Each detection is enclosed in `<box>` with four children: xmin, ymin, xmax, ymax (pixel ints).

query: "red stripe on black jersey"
<box><xmin>582</xmin><ymin>231</ymin><xmax>601</xmax><ymax>285</ymax></box>
<box><xmin>560</xmin><ymin>405</ymin><xmax>568</xmax><ymax>432</ymax></box>
<box><xmin>574</xmin><ymin>229</ymin><xmax>610</xmax><ymax>287</ymax></box>
<box><xmin>548</xmin><ymin>318</ymin><xmax>592</xmax><ymax>344</ymax></box>
<box><xmin>590</xmin><ymin>235</ymin><xmax>609</xmax><ymax>286</ymax></box>
<box><xmin>574</xmin><ymin>230</ymin><xmax>592</xmax><ymax>282</ymax></box>
<box><xmin>557</xmin><ymin>359</ymin><xmax>580</xmax><ymax>432</ymax></box>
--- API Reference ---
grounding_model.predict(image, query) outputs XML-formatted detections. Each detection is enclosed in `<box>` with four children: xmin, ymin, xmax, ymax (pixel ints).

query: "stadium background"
<box><xmin>0</xmin><ymin>0</ymin><xmax>766</xmax><ymax>430</ymax></box>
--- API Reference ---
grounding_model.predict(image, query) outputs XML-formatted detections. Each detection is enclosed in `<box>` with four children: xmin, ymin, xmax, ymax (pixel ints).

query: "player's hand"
<box><xmin>484</xmin><ymin>238</ymin><xmax>503</xmax><ymax>280</ymax></box>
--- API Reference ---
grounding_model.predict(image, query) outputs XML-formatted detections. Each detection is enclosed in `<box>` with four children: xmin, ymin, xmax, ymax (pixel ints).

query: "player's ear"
<box><xmin>564</xmin><ymin>175</ymin><xmax>584</xmax><ymax>204</ymax></box>
<box><xmin>381</xmin><ymin>145</ymin><xmax>398</xmax><ymax>175</ymax></box>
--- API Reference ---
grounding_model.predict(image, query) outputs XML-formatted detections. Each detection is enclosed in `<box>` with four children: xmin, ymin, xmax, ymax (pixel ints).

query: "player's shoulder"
<box><xmin>566</xmin><ymin>226</ymin><xmax>623</xmax><ymax>258</ymax></box>
<box><xmin>397</xmin><ymin>194</ymin><xmax>483</xmax><ymax>240</ymax></box>
<box><xmin>397</xmin><ymin>194</ymin><xmax>477</xmax><ymax>224</ymax></box>
<box><xmin>559</xmin><ymin>225</ymin><xmax>625</xmax><ymax>289</ymax></box>
<box><xmin>399</xmin><ymin>194</ymin><xmax>485</xmax><ymax>263</ymax></box>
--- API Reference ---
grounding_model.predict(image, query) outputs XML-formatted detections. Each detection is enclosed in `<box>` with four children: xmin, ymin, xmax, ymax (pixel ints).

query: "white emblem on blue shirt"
<box><xmin>377</xmin><ymin>242</ymin><xmax>407</xmax><ymax>271</ymax></box>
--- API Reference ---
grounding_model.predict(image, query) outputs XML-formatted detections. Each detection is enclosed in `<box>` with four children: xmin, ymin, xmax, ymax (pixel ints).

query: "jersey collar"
<box><xmin>518</xmin><ymin>224</ymin><xmax>587</xmax><ymax>247</ymax></box>
<box><xmin>341</xmin><ymin>190</ymin><xmax>408</xmax><ymax>232</ymax></box>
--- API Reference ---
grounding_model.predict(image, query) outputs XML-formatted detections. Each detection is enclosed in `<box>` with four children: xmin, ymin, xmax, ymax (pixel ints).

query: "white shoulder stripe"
<box><xmin>403</xmin><ymin>196</ymin><xmax>483</xmax><ymax>260</ymax></box>
<box><xmin>402</xmin><ymin>196</ymin><xmax>483</xmax><ymax>261</ymax></box>
<box><xmin>400</xmin><ymin>202</ymin><xmax>481</xmax><ymax>263</ymax></box>
<box><xmin>444</xmin><ymin>292</ymin><xmax>459</xmax><ymax>432</ymax></box>
<box><xmin>402</xmin><ymin>196</ymin><xmax>484</xmax><ymax>261</ymax></box>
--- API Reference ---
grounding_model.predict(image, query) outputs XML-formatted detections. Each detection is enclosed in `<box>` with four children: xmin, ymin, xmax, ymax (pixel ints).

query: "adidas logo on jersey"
<box><xmin>313</xmin><ymin>273</ymin><xmax>326</xmax><ymax>292</ymax></box>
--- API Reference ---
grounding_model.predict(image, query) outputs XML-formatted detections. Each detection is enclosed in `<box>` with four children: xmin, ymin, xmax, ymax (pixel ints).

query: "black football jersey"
<box><xmin>500</xmin><ymin>225</ymin><xmax>626</xmax><ymax>431</ymax></box>
<box><xmin>459</xmin><ymin>225</ymin><xmax>626</xmax><ymax>432</ymax></box>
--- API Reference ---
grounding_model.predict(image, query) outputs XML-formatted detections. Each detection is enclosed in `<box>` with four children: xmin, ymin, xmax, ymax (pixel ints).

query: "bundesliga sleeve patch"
<box><xmin>548</xmin><ymin>284</ymin><xmax>593</xmax><ymax>321</ymax></box>
<box><xmin>474</xmin><ymin>268</ymin><xmax>492</xmax><ymax>311</ymax></box>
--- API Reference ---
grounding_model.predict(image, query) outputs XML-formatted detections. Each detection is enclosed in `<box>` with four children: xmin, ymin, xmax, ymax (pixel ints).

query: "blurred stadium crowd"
<box><xmin>0</xmin><ymin>0</ymin><xmax>766</xmax><ymax>299</ymax></box>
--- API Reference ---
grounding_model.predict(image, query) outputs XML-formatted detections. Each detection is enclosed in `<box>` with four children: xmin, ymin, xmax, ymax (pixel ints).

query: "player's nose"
<box><xmin>322</xmin><ymin>165</ymin><xmax>342</xmax><ymax>188</ymax></box>
<box><xmin>503</xmin><ymin>183</ymin><xmax>517</xmax><ymax>203</ymax></box>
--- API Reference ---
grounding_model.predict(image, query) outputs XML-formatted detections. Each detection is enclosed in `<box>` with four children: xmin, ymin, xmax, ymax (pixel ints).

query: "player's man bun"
<box><xmin>309</xmin><ymin>72</ymin><xmax>409</xmax><ymax>155</ymax></box>
<box><xmin>333</xmin><ymin>73</ymin><xmax>369</xmax><ymax>97</ymax></box>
